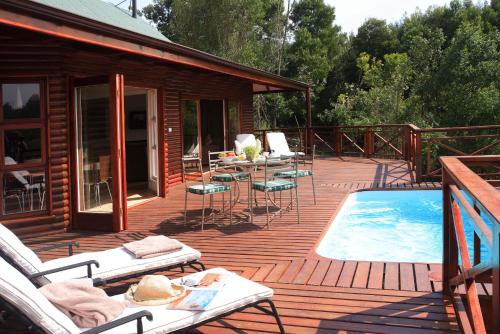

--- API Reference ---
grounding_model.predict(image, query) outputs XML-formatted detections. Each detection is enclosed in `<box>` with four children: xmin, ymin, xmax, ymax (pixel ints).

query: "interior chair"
<box><xmin>2</xmin><ymin>174</ymin><xmax>24</xmax><ymax>214</ymax></box>
<box><xmin>183</xmin><ymin>157</ymin><xmax>232</xmax><ymax>230</ymax></box>
<box><xmin>265</xmin><ymin>132</ymin><xmax>305</xmax><ymax>158</ymax></box>
<box><xmin>251</xmin><ymin>153</ymin><xmax>300</xmax><ymax>228</ymax></box>
<box><xmin>94</xmin><ymin>155</ymin><xmax>112</xmax><ymax>206</ymax></box>
<box><xmin>234</xmin><ymin>134</ymin><xmax>262</xmax><ymax>155</ymax></box>
<box><xmin>0</xmin><ymin>223</ymin><xmax>204</xmax><ymax>286</ymax></box>
<box><xmin>4</xmin><ymin>156</ymin><xmax>45</xmax><ymax>212</ymax></box>
<box><xmin>274</xmin><ymin>144</ymin><xmax>316</xmax><ymax>204</ymax></box>
<box><xmin>0</xmin><ymin>257</ymin><xmax>286</xmax><ymax>334</ymax></box>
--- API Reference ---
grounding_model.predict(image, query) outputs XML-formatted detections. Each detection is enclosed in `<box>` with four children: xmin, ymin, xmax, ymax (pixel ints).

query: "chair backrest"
<box><xmin>262</xmin><ymin>151</ymin><xmax>299</xmax><ymax>186</ymax></box>
<box><xmin>0</xmin><ymin>256</ymin><xmax>80</xmax><ymax>334</ymax></box>
<box><xmin>98</xmin><ymin>155</ymin><xmax>111</xmax><ymax>182</ymax></box>
<box><xmin>300</xmin><ymin>144</ymin><xmax>315</xmax><ymax>170</ymax></box>
<box><xmin>0</xmin><ymin>224</ymin><xmax>44</xmax><ymax>277</ymax></box>
<box><xmin>5</xmin><ymin>156</ymin><xmax>29</xmax><ymax>189</ymax></box>
<box><xmin>207</xmin><ymin>150</ymin><xmax>235</xmax><ymax>177</ymax></box>
<box><xmin>234</xmin><ymin>134</ymin><xmax>257</xmax><ymax>155</ymax></box>
<box><xmin>266</xmin><ymin>132</ymin><xmax>290</xmax><ymax>156</ymax></box>
<box><xmin>235</xmin><ymin>134</ymin><xmax>256</xmax><ymax>147</ymax></box>
<box><xmin>182</xmin><ymin>156</ymin><xmax>204</xmax><ymax>186</ymax></box>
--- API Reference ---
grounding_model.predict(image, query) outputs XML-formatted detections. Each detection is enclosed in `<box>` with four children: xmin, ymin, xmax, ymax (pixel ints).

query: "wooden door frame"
<box><xmin>69</xmin><ymin>74</ymin><xmax>128</xmax><ymax>232</ymax></box>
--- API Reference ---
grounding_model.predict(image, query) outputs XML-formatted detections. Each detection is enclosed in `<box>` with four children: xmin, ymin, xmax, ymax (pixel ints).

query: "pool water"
<box><xmin>316</xmin><ymin>190</ymin><xmax>489</xmax><ymax>263</ymax></box>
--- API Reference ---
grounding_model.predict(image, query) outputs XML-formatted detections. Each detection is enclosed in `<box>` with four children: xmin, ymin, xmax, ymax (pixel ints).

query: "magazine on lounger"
<box><xmin>169</xmin><ymin>273</ymin><xmax>230</xmax><ymax>311</ymax></box>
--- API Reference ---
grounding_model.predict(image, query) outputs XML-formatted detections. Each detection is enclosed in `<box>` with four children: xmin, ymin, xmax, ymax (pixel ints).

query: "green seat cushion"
<box><xmin>252</xmin><ymin>179</ymin><xmax>296</xmax><ymax>192</ymax></box>
<box><xmin>274</xmin><ymin>170</ymin><xmax>312</xmax><ymax>178</ymax></box>
<box><xmin>187</xmin><ymin>183</ymin><xmax>230</xmax><ymax>195</ymax></box>
<box><xmin>211</xmin><ymin>172</ymin><xmax>249</xmax><ymax>182</ymax></box>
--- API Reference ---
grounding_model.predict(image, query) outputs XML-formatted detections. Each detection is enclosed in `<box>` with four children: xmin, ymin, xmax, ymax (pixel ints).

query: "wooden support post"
<box><xmin>109</xmin><ymin>73</ymin><xmax>127</xmax><ymax>232</ymax></box>
<box><xmin>305</xmin><ymin>88</ymin><xmax>312</xmax><ymax>154</ymax></box>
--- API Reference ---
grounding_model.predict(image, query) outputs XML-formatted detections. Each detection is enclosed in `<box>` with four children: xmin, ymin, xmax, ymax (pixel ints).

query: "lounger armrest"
<box><xmin>33</xmin><ymin>241</ymin><xmax>79</xmax><ymax>256</ymax></box>
<box><xmin>27</xmin><ymin>260</ymin><xmax>100</xmax><ymax>280</ymax></box>
<box><xmin>92</xmin><ymin>277</ymin><xmax>106</xmax><ymax>287</ymax></box>
<box><xmin>81</xmin><ymin>311</ymin><xmax>153</xmax><ymax>334</ymax></box>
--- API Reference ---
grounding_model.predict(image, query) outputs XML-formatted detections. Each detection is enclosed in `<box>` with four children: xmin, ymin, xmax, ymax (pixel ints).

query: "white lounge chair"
<box><xmin>234</xmin><ymin>134</ymin><xmax>262</xmax><ymax>155</ymax></box>
<box><xmin>0</xmin><ymin>224</ymin><xmax>204</xmax><ymax>286</ymax></box>
<box><xmin>265</xmin><ymin>132</ymin><xmax>305</xmax><ymax>158</ymax></box>
<box><xmin>0</xmin><ymin>257</ymin><xmax>285</xmax><ymax>334</ymax></box>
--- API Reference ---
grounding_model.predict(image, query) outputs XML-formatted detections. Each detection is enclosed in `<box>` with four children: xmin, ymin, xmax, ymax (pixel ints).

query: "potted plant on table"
<box><xmin>243</xmin><ymin>145</ymin><xmax>259</xmax><ymax>163</ymax></box>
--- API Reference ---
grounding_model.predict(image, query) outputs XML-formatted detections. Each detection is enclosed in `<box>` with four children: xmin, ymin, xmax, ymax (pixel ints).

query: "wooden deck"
<box><xmin>11</xmin><ymin>157</ymin><xmax>461</xmax><ymax>333</ymax></box>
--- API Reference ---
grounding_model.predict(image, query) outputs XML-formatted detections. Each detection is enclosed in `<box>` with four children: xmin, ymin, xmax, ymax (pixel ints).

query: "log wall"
<box><xmin>0</xmin><ymin>27</ymin><xmax>254</xmax><ymax>236</ymax></box>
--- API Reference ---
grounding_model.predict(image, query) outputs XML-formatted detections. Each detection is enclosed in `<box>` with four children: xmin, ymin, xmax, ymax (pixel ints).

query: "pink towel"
<box><xmin>39</xmin><ymin>279</ymin><xmax>126</xmax><ymax>328</ymax></box>
<box><xmin>123</xmin><ymin>235</ymin><xmax>183</xmax><ymax>259</ymax></box>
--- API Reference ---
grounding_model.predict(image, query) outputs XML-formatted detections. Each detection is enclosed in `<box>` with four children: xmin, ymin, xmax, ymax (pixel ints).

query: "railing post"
<box><xmin>415</xmin><ymin>129</ymin><xmax>422</xmax><ymax>183</ymax></box>
<box><xmin>364</xmin><ymin>127</ymin><xmax>373</xmax><ymax>158</ymax></box>
<box><xmin>334</xmin><ymin>127</ymin><xmax>342</xmax><ymax>156</ymax></box>
<box><xmin>494</xmin><ymin>222</ymin><xmax>500</xmax><ymax>334</ymax></box>
<box><xmin>402</xmin><ymin>125</ymin><xmax>408</xmax><ymax>160</ymax></box>
<box><xmin>442</xmin><ymin>169</ymin><xmax>458</xmax><ymax>295</ymax></box>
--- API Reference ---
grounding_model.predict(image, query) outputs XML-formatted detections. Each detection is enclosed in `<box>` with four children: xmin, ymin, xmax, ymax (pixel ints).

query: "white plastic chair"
<box><xmin>234</xmin><ymin>134</ymin><xmax>262</xmax><ymax>155</ymax></box>
<box><xmin>265</xmin><ymin>132</ymin><xmax>305</xmax><ymax>158</ymax></box>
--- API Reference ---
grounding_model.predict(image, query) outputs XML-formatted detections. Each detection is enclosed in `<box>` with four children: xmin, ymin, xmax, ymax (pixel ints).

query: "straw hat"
<box><xmin>126</xmin><ymin>275</ymin><xmax>186</xmax><ymax>306</ymax></box>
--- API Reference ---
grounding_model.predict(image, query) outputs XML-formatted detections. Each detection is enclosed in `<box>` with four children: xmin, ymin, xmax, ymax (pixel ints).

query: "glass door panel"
<box><xmin>182</xmin><ymin>100</ymin><xmax>199</xmax><ymax>157</ymax></box>
<box><xmin>227</xmin><ymin>101</ymin><xmax>240</xmax><ymax>149</ymax></box>
<box><xmin>200</xmin><ymin>100</ymin><xmax>224</xmax><ymax>163</ymax></box>
<box><xmin>75</xmin><ymin>85</ymin><xmax>113</xmax><ymax>213</ymax></box>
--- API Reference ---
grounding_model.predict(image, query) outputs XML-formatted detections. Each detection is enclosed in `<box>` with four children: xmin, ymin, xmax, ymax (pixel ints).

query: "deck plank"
<box><xmin>323</xmin><ymin>260</ymin><xmax>344</xmax><ymax>286</ymax></box>
<box><xmin>385</xmin><ymin>263</ymin><xmax>400</xmax><ymax>290</ymax></box>
<box><xmin>307</xmin><ymin>260</ymin><xmax>331</xmax><ymax>286</ymax></box>
<box><xmin>400</xmin><ymin>263</ymin><xmax>416</xmax><ymax>291</ymax></box>
<box><xmin>352</xmin><ymin>261</ymin><xmax>370</xmax><ymax>288</ymax></box>
<box><xmin>414</xmin><ymin>263</ymin><xmax>433</xmax><ymax>292</ymax></box>
<box><xmin>337</xmin><ymin>261</ymin><xmax>357</xmax><ymax>288</ymax></box>
<box><xmin>368</xmin><ymin>261</ymin><xmax>384</xmax><ymax>289</ymax></box>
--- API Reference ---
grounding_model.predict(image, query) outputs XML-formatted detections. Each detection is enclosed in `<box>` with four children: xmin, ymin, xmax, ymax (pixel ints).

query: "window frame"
<box><xmin>0</xmin><ymin>78</ymin><xmax>49</xmax><ymax>219</ymax></box>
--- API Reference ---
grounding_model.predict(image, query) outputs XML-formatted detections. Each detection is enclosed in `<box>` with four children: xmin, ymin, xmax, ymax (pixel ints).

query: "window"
<box><xmin>0</xmin><ymin>80</ymin><xmax>47</xmax><ymax>217</ymax></box>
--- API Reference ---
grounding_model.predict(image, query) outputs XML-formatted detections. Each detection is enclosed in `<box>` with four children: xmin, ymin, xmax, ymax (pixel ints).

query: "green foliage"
<box><xmin>319</xmin><ymin>0</ymin><xmax>499</xmax><ymax>127</ymax></box>
<box><xmin>143</xmin><ymin>0</ymin><xmax>499</xmax><ymax>129</ymax></box>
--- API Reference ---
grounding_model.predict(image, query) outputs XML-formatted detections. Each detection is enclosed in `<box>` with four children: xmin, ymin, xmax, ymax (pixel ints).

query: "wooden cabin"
<box><xmin>0</xmin><ymin>0</ymin><xmax>309</xmax><ymax>236</ymax></box>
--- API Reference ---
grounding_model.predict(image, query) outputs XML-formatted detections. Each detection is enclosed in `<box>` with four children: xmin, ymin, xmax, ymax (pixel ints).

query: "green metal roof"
<box><xmin>31</xmin><ymin>0</ymin><xmax>170</xmax><ymax>42</ymax></box>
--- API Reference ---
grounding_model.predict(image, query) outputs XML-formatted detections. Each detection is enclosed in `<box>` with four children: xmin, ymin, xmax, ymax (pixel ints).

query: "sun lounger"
<box><xmin>0</xmin><ymin>257</ymin><xmax>285</xmax><ymax>334</ymax></box>
<box><xmin>0</xmin><ymin>224</ymin><xmax>204</xmax><ymax>286</ymax></box>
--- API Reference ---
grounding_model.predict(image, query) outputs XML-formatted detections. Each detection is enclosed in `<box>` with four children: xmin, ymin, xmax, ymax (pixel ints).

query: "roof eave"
<box><xmin>0</xmin><ymin>0</ymin><xmax>309</xmax><ymax>92</ymax></box>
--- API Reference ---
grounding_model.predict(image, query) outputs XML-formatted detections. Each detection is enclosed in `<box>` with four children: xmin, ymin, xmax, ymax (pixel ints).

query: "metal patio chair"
<box><xmin>274</xmin><ymin>144</ymin><xmax>316</xmax><ymax>204</ymax></box>
<box><xmin>251</xmin><ymin>152</ymin><xmax>300</xmax><ymax>228</ymax></box>
<box><xmin>183</xmin><ymin>156</ymin><xmax>233</xmax><ymax>230</ymax></box>
<box><xmin>208</xmin><ymin>151</ymin><xmax>250</xmax><ymax>210</ymax></box>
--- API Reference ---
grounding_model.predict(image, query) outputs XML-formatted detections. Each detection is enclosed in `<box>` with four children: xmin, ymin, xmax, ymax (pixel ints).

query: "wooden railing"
<box><xmin>420</xmin><ymin>126</ymin><xmax>500</xmax><ymax>182</ymax></box>
<box><xmin>255</xmin><ymin>124</ymin><xmax>500</xmax><ymax>183</ymax></box>
<box><xmin>441</xmin><ymin>156</ymin><xmax>499</xmax><ymax>334</ymax></box>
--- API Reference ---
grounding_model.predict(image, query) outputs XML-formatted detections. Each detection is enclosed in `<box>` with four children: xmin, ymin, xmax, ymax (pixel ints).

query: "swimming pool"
<box><xmin>316</xmin><ymin>190</ymin><xmax>489</xmax><ymax>263</ymax></box>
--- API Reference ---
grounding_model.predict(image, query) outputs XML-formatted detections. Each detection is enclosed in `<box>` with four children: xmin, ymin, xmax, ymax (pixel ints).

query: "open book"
<box><xmin>168</xmin><ymin>273</ymin><xmax>229</xmax><ymax>311</ymax></box>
